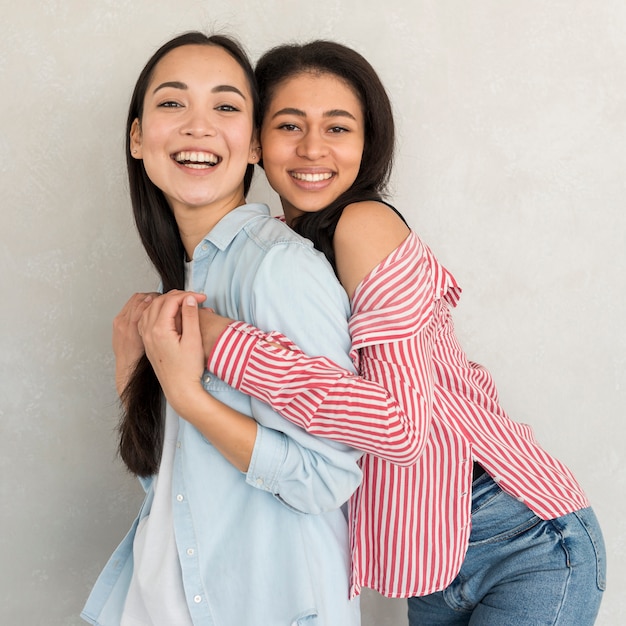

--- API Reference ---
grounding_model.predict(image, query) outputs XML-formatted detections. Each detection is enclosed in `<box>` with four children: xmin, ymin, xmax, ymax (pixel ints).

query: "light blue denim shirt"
<box><xmin>82</xmin><ymin>204</ymin><xmax>362</xmax><ymax>626</ymax></box>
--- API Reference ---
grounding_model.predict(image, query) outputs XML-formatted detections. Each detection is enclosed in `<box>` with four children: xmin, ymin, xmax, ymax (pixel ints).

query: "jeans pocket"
<box><xmin>573</xmin><ymin>507</ymin><xmax>607</xmax><ymax>591</ymax></box>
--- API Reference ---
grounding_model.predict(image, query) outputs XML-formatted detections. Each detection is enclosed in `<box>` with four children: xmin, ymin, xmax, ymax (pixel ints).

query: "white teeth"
<box><xmin>174</xmin><ymin>151</ymin><xmax>219</xmax><ymax>165</ymax></box>
<box><xmin>291</xmin><ymin>171</ymin><xmax>333</xmax><ymax>182</ymax></box>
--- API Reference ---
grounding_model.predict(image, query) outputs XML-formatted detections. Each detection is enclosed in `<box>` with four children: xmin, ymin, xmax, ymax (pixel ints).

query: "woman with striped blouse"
<box><xmin>197</xmin><ymin>41</ymin><xmax>606</xmax><ymax>625</ymax></box>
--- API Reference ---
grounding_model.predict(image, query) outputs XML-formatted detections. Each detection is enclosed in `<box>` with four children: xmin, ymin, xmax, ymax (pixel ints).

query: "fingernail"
<box><xmin>186</xmin><ymin>296</ymin><xmax>197</xmax><ymax>306</ymax></box>
<box><xmin>144</xmin><ymin>295</ymin><xmax>153</xmax><ymax>303</ymax></box>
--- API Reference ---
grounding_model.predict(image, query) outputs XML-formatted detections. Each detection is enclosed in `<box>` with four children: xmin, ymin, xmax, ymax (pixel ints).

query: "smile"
<box><xmin>290</xmin><ymin>171</ymin><xmax>334</xmax><ymax>182</ymax></box>
<box><xmin>173</xmin><ymin>151</ymin><xmax>220</xmax><ymax>169</ymax></box>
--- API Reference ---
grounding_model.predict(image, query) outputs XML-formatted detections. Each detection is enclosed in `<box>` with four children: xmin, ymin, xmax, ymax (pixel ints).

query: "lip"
<box><xmin>288</xmin><ymin>168</ymin><xmax>335</xmax><ymax>189</ymax></box>
<box><xmin>171</xmin><ymin>149</ymin><xmax>222</xmax><ymax>172</ymax></box>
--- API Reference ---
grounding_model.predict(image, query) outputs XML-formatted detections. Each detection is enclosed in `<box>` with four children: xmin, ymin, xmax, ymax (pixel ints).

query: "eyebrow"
<box><xmin>152</xmin><ymin>82</ymin><xmax>247</xmax><ymax>99</ymax></box>
<box><xmin>271</xmin><ymin>107</ymin><xmax>357</xmax><ymax>121</ymax></box>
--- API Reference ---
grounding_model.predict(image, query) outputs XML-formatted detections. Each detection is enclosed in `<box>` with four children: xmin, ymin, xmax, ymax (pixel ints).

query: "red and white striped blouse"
<box><xmin>207</xmin><ymin>231</ymin><xmax>589</xmax><ymax>599</ymax></box>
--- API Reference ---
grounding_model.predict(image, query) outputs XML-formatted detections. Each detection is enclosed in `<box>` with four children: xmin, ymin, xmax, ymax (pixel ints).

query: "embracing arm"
<box><xmin>138</xmin><ymin>285</ymin><xmax>362</xmax><ymax>514</ymax></box>
<box><xmin>200</xmin><ymin>203</ymin><xmax>437</xmax><ymax>467</ymax></box>
<box><xmin>203</xmin><ymin>318</ymin><xmax>424</xmax><ymax>466</ymax></box>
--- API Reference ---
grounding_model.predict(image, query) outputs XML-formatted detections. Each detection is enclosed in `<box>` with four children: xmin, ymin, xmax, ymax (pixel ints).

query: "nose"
<box><xmin>296</xmin><ymin>130</ymin><xmax>328</xmax><ymax>160</ymax></box>
<box><xmin>181</xmin><ymin>109</ymin><xmax>217</xmax><ymax>137</ymax></box>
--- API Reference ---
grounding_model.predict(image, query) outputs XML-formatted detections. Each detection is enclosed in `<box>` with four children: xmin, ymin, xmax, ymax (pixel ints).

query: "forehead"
<box><xmin>149</xmin><ymin>44</ymin><xmax>250</xmax><ymax>94</ymax></box>
<box><xmin>270</xmin><ymin>71</ymin><xmax>363</xmax><ymax>111</ymax></box>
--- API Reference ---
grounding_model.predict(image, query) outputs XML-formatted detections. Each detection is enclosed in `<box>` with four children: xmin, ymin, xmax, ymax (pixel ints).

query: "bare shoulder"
<box><xmin>334</xmin><ymin>201</ymin><xmax>411</xmax><ymax>299</ymax></box>
<box><xmin>337</xmin><ymin>201</ymin><xmax>408</xmax><ymax>235</ymax></box>
<box><xmin>335</xmin><ymin>201</ymin><xmax>410</xmax><ymax>259</ymax></box>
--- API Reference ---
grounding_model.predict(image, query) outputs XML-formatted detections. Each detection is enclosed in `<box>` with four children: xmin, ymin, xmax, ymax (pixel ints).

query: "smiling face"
<box><xmin>130</xmin><ymin>44</ymin><xmax>258</xmax><ymax>229</ymax></box>
<box><xmin>259</xmin><ymin>71</ymin><xmax>365</xmax><ymax>225</ymax></box>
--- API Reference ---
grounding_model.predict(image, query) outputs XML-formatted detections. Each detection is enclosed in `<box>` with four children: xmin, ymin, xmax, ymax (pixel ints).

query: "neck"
<box><xmin>173</xmin><ymin>193</ymin><xmax>247</xmax><ymax>260</ymax></box>
<box><xmin>281</xmin><ymin>201</ymin><xmax>302</xmax><ymax>228</ymax></box>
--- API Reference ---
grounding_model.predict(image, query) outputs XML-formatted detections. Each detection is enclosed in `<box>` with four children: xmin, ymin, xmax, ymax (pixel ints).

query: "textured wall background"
<box><xmin>1</xmin><ymin>1</ymin><xmax>624</xmax><ymax>623</ymax></box>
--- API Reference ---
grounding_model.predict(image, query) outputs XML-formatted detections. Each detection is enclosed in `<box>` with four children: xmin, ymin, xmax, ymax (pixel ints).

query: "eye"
<box><xmin>328</xmin><ymin>126</ymin><xmax>349</xmax><ymax>134</ymax></box>
<box><xmin>158</xmin><ymin>100</ymin><xmax>182</xmax><ymax>109</ymax></box>
<box><xmin>216</xmin><ymin>104</ymin><xmax>241</xmax><ymax>112</ymax></box>
<box><xmin>277</xmin><ymin>123</ymin><xmax>301</xmax><ymax>132</ymax></box>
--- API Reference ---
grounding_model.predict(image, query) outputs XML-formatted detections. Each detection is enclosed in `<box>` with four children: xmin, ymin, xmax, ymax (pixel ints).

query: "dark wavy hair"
<box><xmin>119</xmin><ymin>31</ymin><xmax>258</xmax><ymax>477</ymax></box>
<box><xmin>255</xmin><ymin>40</ymin><xmax>395</xmax><ymax>270</ymax></box>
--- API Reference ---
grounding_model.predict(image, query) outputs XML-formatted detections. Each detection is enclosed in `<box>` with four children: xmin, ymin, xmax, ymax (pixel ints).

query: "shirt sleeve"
<box><xmin>208</xmin><ymin>233</ymin><xmax>460</xmax><ymax>470</ymax></box>
<box><xmin>239</xmin><ymin>240</ymin><xmax>364</xmax><ymax>514</ymax></box>
<box><xmin>208</xmin><ymin>321</ymin><xmax>422</xmax><ymax>466</ymax></box>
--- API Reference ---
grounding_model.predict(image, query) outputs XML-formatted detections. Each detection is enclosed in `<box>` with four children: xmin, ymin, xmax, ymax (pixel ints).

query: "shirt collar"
<box><xmin>194</xmin><ymin>203</ymin><xmax>270</xmax><ymax>256</ymax></box>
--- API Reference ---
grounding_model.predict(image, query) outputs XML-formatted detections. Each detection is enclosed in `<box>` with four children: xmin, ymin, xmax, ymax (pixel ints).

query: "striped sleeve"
<box><xmin>207</xmin><ymin>321</ymin><xmax>423</xmax><ymax>466</ymax></box>
<box><xmin>350</xmin><ymin>232</ymin><xmax>461</xmax><ymax>349</ymax></box>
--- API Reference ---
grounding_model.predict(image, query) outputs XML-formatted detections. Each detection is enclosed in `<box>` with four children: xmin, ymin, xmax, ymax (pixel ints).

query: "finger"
<box><xmin>181</xmin><ymin>295</ymin><xmax>201</xmax><ymax>338</ymax></box>
<box><xmin>158</xmin><ymin>291</ymin><xmax>207</xmax><ymax>318</ymax></box>
<box><xmin>117</xmin><ymin>292</ymin><xmax>158</xmax><ymax>321</ymax></box>
<box><xmin>139</xmin><ymin>291</ymin><xmax>189</xmax><ymax>338</ymax></box>
<box><xmin>130</xmin><ymin>294</ymin><xmax>157</xmax><ymax>322</ymax></box>
<box><xmin>180</xmin><ymin>297</ymin><xmax>206</xmax><ymax>365</ymax></box>
<box><xmin>184</xmin><ymin>291</ymin><xmax>207</xmax><ymax>305</ymax></box>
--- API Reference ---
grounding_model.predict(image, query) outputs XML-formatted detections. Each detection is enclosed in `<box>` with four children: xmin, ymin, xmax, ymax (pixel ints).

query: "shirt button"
<box><xmin>194</xmin><ymin>595</ymin><xmax>202</xmax><ymax>603</ymax></box>
<box><xmin>203</xmin><ymin>374</ymin><xmax>211</xmax><ymax>384</ymax></box>
<box><xmin>201</xmin><ymin>244</ymin><xmax>208</xmax><ymax>251</ymax></box>
<box><xmin>176</xmin><ymin>494</ymin><xmax>184</xmax><ymax>502</ymax></box>
<box><xmin>256</xmin><ymin>478</ymin><xmax>264</xmax><ymax>486</ymax></box>
<box><xmin>187</xmin><ymin>548</ymin><xmax>195</xmax><ymax>556</ymax></box>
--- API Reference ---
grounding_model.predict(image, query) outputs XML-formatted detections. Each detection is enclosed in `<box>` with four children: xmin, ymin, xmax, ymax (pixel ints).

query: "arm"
<box><xmin>198</xmin><ymin>204</ymin><xmax>434</xmax><ymax>466</ymax></box>
<box><xmin>112</xmin><ymin>292</ymin><xmax>159</xmax><ymax>397</ymax></box>
<box><xmin>138</xmin><ymin>291</ymin><xmax>257</xmax><ymax>472</ymax></box>
<box><xmin>202</xmin><ymin>316</ymin><xmax>423</xmax><ymax>466</ymax></box>
<box><xmin>241</xmin><ymin>241</ymin><xmax>364</xmax><ymax>513</ymax></box>
<box><xmin>139</xmin><ymin>276</ymin><xmax>362</xmax><ymax>515</ymax></box>
<box><xmin>333</xmin><ymin>201</ymin><xmax>410</xmax><ymax>300</ymax></box>
<box><xmin>112</xmin><ymin>290</ymin><xmax>204</xmax><ymax>397</ymax></box>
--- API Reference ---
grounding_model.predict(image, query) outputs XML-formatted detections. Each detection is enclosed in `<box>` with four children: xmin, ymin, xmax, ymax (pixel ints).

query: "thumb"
<box><xmin>180</xmin><ymin>295</ymin><xmax>201</xmax><ymax>342</ymax></box>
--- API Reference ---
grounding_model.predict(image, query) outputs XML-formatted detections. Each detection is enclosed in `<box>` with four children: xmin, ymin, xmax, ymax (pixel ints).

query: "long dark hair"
<box><xmin>255</xmin><ymin>40</ymin><xmax>395</xmax><ymax>270</ymax></box>
<box><xmin>119</xmin><ymin>32</ymin><xmax>258</xmax><ymax>477</ymax></box>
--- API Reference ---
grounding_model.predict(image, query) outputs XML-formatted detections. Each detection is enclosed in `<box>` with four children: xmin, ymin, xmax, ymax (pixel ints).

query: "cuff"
<box><xmin>245</xmin><ymin>424</ymin><xmax>286</xmax><ymax>495</ymax></box>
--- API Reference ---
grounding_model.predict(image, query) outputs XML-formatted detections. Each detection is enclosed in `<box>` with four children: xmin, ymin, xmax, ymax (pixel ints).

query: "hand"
<box><xmin>198</xmin><ymin>308</ymin><xmax>234</xmax><ymax>361</ymax></box>
<box><xmin>112</xmin><ymin>292</ymin><xmax>160</xmax><ymax>396</ymax></box>
<box><xmin>138</xmin><ymin>290</ymin><xmax>208</xmax><ymax>415</ymax></box>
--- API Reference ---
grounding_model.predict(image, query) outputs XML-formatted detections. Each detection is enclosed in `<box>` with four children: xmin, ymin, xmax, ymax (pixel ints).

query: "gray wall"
<box><xmin>2</xmin><ymin>1</ymin><xmax>624</xmax><ymax>623</ymax></box>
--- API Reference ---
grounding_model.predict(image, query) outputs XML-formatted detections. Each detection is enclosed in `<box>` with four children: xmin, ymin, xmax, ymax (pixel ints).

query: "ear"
<box><xmin>248</xmin><ymin>130</ymin><xmax>261</xmax><ymax>164</ymax></box>
<box><xmin>129</xmin><ymin>118</ymin><xmax>143</xmax><ymax>159</ymax></box>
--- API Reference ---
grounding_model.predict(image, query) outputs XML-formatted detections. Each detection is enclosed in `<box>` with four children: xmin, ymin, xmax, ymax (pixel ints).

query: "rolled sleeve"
<box><xmin>243</xmin><ymin>241</ymin><xmax>363</xmax><ymax>513</ymax></box>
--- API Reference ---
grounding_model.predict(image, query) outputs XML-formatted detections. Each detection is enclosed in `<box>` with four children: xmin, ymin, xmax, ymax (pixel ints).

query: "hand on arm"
<box><xmin>205</xmin><ymin>208</ymin><xmax>433</xmax><ymax>467</ymax></box>
<box><xmin>139</xmin><ymin>291</ymin><xmax>257</xmax><ymax>472</ymax></box>
<box><xmin>209</xmin><ymin>323</ymin><xmax>426</xmax><ymax>465</ymax></box>
<box><xmin>112</xmin><ymin>292</ymin><xmax>161</xmax><ymax>397</ymax></box>
<box><xmin>198</xmin><ymin>308</ymin><xmax>234</xmax><ymax>361</ymax></box>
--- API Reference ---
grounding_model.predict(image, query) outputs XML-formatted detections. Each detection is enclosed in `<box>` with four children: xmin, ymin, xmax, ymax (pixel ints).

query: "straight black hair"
<box><xmin>119</xmin><ymin>32</ymin><xmax>258</xmax><ymax>476</ymax></box>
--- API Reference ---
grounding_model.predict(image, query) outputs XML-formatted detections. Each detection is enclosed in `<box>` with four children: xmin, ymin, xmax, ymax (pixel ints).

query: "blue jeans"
<box><xmin>407</xmin><ymin>473</ymin><xmax>606</xmax><ymax>625</ymax></box>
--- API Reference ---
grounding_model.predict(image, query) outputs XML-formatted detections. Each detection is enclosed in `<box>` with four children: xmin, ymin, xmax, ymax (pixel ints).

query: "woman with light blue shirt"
<box><xmin>81</xmin><ymin>32</ymin><xmax>362</xmax><ymax>626</ymax></box>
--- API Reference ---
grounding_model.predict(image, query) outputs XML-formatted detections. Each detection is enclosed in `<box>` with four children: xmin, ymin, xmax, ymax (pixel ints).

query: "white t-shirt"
<box><xmin>121</xmin><ymin>404</ymin><xmax>193</xmax><ymax>625</ymax></box>
<box><xmin>122</xmin><ymin>265</ymin><xmax>194</xmax><ymax>625</ymax></box>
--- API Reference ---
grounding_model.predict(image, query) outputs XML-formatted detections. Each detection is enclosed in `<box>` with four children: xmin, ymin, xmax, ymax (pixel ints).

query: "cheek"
<box><xmin>349</xmin><ymin>143</ymin><xmax>365</xmax><ymax>171</ymax></box>
<box><xmin>260</xmin><ymin>142</ymin><xmax>289</xmax><ymax>174</ymax></box>
<box><xmin>138</xmin><ymin>124</ymin><xmax>167</xmax><ymax>158</ymax></box>
<box><xmin>260</xmin><ymin>129</ymin><xmax>286</xmax><ymax>157</ymax></box>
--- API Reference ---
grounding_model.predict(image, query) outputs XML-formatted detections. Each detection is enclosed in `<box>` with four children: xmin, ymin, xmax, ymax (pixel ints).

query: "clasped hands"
<box><xmin>113</xmin><ymin>290</ymin><xmax>232</xmax><ymax>399</ymax></box>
